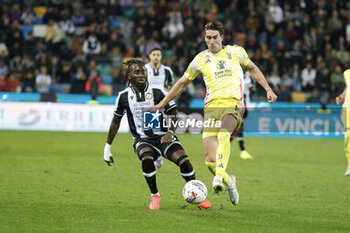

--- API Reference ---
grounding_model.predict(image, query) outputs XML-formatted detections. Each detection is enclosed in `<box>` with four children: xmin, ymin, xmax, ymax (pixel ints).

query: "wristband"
<box><xmin>105</xmin><ymin>143</ymin><xmax>111</xmax><ymax>150</ymax></box>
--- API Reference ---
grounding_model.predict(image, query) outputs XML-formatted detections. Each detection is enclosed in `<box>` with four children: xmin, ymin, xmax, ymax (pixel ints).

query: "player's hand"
<box><xmin>148</xmin><ymin>103</ymin><xmax>163</xmax><ymax>112</ymax></box>
<box><xmin>104</xmin><ymin>143</ymin><xmax>114</xmax><ymax>166</ymax></box>
<box><xmin>161</xmin><ymin>131</ymin><xmax>173</xmax><ymax>146</ymax></box>
<box><xmin>266</xmin><ymin>89</ymin><xmax>277</xmax><ymax>103</ymax></box>
<box><xmin>336</xmin><ymin>95</ymin><xmax>344</xmax><ymax>105</ymax></box>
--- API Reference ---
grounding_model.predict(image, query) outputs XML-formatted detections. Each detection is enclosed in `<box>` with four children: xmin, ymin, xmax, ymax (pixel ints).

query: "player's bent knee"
<box><xmin>141</xmin><ymin>151</ymin><xmax>156</xmax><ymax>177</ymax></box>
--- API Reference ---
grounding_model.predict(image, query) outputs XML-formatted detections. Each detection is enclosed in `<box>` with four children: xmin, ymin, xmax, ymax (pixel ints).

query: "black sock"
<box><xmin>176</xmin><ymin>155</ymin><xmax>196</xmax><ymax>182</ymax></box>
<box><xmin>141</xmin><ymin>153</ymin><xmax>157</xmax><ymax>194</ymax></box>
<box><xmin>237</xmin><ymin>137</ymin><xmax>245</xmax><ymax>151</ymax></box>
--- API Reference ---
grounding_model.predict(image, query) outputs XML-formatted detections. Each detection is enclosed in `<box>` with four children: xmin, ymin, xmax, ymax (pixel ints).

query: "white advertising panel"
<box><xmin>0</xmin><ymin>102</ymin><xmax>129</xmax><ymax>132</ymax></box>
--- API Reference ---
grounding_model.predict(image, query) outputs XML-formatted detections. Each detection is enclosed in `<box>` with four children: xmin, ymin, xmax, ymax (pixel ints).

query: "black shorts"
<box><xmin>133</xmin><ymin>135</ymin><xmax>184</xmax><ymax>160</ymax></box>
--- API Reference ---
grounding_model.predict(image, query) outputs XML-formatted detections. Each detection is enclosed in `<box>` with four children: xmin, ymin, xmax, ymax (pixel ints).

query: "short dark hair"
<box><xmin>204</xmin><ymin>20</ymin><xmax>224</xmax><ymax>35</ymax></box>
<box><xmin>149</xmin><ymin>47</ymin><xmax>162</xmax><ymax>54</ymax></box>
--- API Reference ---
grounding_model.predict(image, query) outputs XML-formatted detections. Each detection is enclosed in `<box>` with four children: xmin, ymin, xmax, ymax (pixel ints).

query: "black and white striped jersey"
<box><xmin>145</xmin><ymin>63</ymin><xmax>174</xmax><ymax>89</ymax></box>
<box><xmin>113</xmin><ymin>82</ymin><xmax>176</xmax><ymax>141</ymax></box>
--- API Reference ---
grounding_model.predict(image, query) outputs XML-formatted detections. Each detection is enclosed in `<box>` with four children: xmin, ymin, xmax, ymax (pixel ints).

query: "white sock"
<box><xmin>152</xmin><ymin>192</ymin><xmax>160</xmax><ymax>196</ymax></box>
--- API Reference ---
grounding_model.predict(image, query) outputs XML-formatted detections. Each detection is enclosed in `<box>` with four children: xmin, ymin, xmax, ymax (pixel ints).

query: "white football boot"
<box><xmin>212</xmin><ymin>176</ymin><xmax>225</xmax><ymax>193</ymax></box>
<box><xmin>226</xmin><ymin>175</ymin><xmax>239</xmax><ymax>205</ymax></box>
<box><xmin>345</xmin><ymin>166</ymin><xmax>350</xmax><ymax>176</ymax></box>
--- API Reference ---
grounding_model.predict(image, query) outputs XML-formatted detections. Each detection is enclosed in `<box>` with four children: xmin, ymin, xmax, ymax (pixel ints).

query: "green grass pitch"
<box><xmin>0</xmin><ymin>130</ymin><xmax>349</xmax><ymax>233</ymax></box>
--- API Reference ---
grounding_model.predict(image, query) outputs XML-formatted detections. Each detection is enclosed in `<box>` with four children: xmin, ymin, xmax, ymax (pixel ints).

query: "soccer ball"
<box><xmin>182</xmin><ymin>180</ymin><xmax>208</xmax><ymax>204</ymax></box>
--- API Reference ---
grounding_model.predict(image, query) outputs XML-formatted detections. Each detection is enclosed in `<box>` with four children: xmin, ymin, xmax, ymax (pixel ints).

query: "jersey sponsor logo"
<box><xmin>235</xmin><ymin>105</ymin><xmax>240</xmax><ymax>112</ymax></box>
<box><xmin>205</xmin><ymin>55</ymin><xmax>211</xmax><ymax>64</ymax></box>
<box><xmin>143</xmin><ymin>110</ymin><xmax>161</xmax><ymax>129</ymax></box>
<box><xmin>145</xmin><ymin>93</ymin><xmax>153</xmax><ymax>100</ymax></box>
<box><xmin>216</xmin><ymin>60</ymin><xmax>226</xmax><ymax>70</ymax></box>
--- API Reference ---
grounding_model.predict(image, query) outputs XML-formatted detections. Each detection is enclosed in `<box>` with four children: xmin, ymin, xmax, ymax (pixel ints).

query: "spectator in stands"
<box><xmin>46</xmin><ymin>20</ymin><xmax>65</xmax><ymax>55</ymax></box>
<box><xmin>48</xmin><ymin>55</ymin><xmax>62</xmax><ymax>93</ymax></box>
<box><xmin>9</xmin><ymin>54</ymin><xmax>23</xmax><ymax>73</ymax></box>
<box><xmin>4</xmin><ymin>72</ymin><xmax>20</xmax><ymax>92</ymax></box>
<box><xmin>82</xmin><ymin>32</ymin><xmax>101</xmax><ymax>61</ymax></box>
<box><xmin>279</xmin><ymin>72</ymin><xmax>293</xmax><ymax>101</ymax></box>
<box><xmin>59</xmin><ymin>8</ymin><xmax>75</xmax><ymax>36</ymax></box>
<box><xmin>0</xmin><ymin>59</ymin><xmax>8</xmax><ymax>77</ymax></box>
<box><xmin>71</xmin><ymin>66</ymin><xmax>86</xmax><ymax>94</ymax></box>
<box><xmin>120</xmin><ymin>16</ymin><xmax>134</xmax><ymax>41</ymax></box>
<box><xmin>85</xmin><ymin>69</ymin><xmax>103</xmax><ymax>100</ymax></box>
<box><xmin>35</xmin><ymin>66</ymin><xmax>51</xmax><ymax>94</ymax></box>
<box><xmin>21</xmin><ymin>60</ymin><xmax>35</xmax><ymax>92</ymax></box>
<box><xmin>108</xmin><ymin>31</ymin><xmax>127</xmax><ymax>55</ymax></box>
<box><xmin>268</xmin><ymin>0</ymin><xmax>283</xmax><ymax>27</ymax></box>
<box><xmin>336</xmin><ymin>44</ymin><xmax>350</xmax><ymax>65</ymax></box>
<box><xmin>35</xmin><ymin>52</ymin><xmax>49</xmax><ymax>71</ymax></box>
<box><xmin>71</xmin><ymin>7</ymin><xmax>85</xmax><ymax>27</ymax></box>
<box><xmin>0</xmin><ymin>74</ymin><xmax>6</xmax><ymax>91</ymax></box>
<box><xmin>331</xmin><ymin>64</ymin><xmax>345</xmax><ymax>97</ymax></box>
<box><xmin>316</xmin><ymin>66</ymin><xmax>331</xmax><ymax>110</ymax></box>
<box><xmin>20</xmin><ymin>6</ymin><xmax>35</xmax><ymax>25</ymax></box>
<box><xmin>301</xmin><ymin>62</ymin><xmax>316</xmax><ymax>98</ymax></box>
<box><xmin>43</xmin><ymin>6</ymin><xmax>59</xmax><ymax>24</ymax></box>
<box><xmin>59</xmin><ymin>62</ymin><xmax>72</xmax><ymax>93</ymax></box>
<box><xmin>10</xmin><ymin>4</ymin><xmax>21</xmax><ymax>22</ymax></box>
<box><xmin>95</xmin><ymin>43</ymin><xmax>111</xmax><ymax>65</ymax></box>
<box><xmin>168</xmin><ymin>14</ymin><xmax>184</xmax><ymax>40</ymax></box>
<box><xmin>267</xmin><ymin>64</ymin><xmax>281</xmax><ymax>94</ymax></box>
<box><xmin>111</xmin><ymin>67</ymin><xmax>125</xmax><ymax>95</ymax></box>
<box><xmin>290</xmin><ymin>63</ymin><xmax>302</xmax><ymax>92</ymax></box>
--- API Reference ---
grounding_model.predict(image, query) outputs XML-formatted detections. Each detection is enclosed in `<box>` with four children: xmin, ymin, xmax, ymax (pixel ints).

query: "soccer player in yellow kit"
<box><xmin>152</xmin><ymin>20</ymin><xmax>277</xmax><ymax>204</ymax></box>
<box><xmin>336</xmin><ymin>68</ymin><xmax>350</xmax><ymax>176</ymax></box>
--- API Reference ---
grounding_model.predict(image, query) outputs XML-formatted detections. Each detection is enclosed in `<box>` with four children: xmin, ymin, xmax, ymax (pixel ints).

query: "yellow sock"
<box><xmin>345</xmin><ymin>131</ymin><xmax>350</xmax><ymax>163</ymax></box>
<box><xmin>215</xmin><ymin>129</ymin><xmax>231</xmax><ymax>181</ymax></box>
<box><xmin>205</xmin><ymin>162</ymin><xmax>231</xmax><ymax>184</ymax></box>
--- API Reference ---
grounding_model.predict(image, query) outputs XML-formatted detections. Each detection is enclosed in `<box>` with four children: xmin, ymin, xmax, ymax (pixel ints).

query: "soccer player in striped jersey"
<box><xmin>336</xmin><ymin>68</ymin><xmax>350</xmax><ymax>176</ymax></box>
<box><xmin>145</xmin><ymin>47</ymin><xmax>174</xmax><ymax>91</ymax></box>
<box><xmin>103</xmin><ymin>59</ymin><xmax>211</xmax><ymax>209</ymax></box>
<box><xmin>145</xmin><ymin>47</ymin><xmax>174</xmax><ymax>168</ymax></box>
<box><xmin>152</xmin><ymin>20</ymin><xmax>277</xmax><ymax>205</ymax></box>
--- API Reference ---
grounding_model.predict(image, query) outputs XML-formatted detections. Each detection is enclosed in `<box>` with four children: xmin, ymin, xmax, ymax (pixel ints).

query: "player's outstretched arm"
<box><xmin>243</xmin><ymin>61</ymin><xmax>277</xmax><ymax>103</ymax></box>
<box><xmin>336</xmin><ymin>88</ymin><xmax>346</xmax><ymax>105</ymax></box>
<box><xmin>152</xmin><ymin>75</ymin><xmax>192</xmax><ymax>110</ymax></box>
<box><xmin>104</xmin><ymin>115</ymin><xmax>122</xmax><ymax>166</ymax></box>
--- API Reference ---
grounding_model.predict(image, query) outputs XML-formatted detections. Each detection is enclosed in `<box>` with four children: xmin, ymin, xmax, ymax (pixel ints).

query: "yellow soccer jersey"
<box><xmin>184</xmin><ymin>45</ymin><xmax>250</xmax><ymax>105</ymax></box>
<box><xmin>344</xmin><ymin>69</ymin><xmax>350</xmax><ymax>108</ymax></box>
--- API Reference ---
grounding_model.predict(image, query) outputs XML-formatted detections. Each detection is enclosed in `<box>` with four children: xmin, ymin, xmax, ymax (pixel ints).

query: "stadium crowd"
<box><xmin>0</xmin><ymin>0</ymin><xmax>350</xmax><ymax>105</ymax></box>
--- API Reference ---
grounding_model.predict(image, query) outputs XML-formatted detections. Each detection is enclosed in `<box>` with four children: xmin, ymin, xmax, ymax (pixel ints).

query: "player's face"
<box><xmin>205</xmin><ymin>30</ymin><xmax>223</xmax><ymax>53</ymax></box>
<box><xmin>149</xmin><ymin>50</ymin><xmax>162</xmax><ymax>65</ymax></box>
<box><xmin>129</xmin><ymin>63</ymin><xmax>147</xmax><ymax>90</ymax></box>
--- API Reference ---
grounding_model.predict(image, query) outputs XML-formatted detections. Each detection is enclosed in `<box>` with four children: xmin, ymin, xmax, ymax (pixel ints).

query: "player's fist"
<box><xmin>104</xmin><ymin>143</ymin><xmax>114</xmax><ymax>166</ymax></box>
<box><xmin>336</xmin><ymin>95</ymin><xmax>344</xmax><ymax>105</ymax></box>
<box><xmin>266</xmin><ymin>89</ymin><xmax>277</xmax><ymax>103</ymax></box>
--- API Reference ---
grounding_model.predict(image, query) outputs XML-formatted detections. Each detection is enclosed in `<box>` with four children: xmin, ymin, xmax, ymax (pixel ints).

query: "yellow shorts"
<box><xmin>202</xmin><ymin>99</ymin><xmax>245</xmax><ymax>138</ymax></box>
<box><xmin>342</xmin><ymin>106</ymin><xmax>350</xmax><ymax>131</ymax></box>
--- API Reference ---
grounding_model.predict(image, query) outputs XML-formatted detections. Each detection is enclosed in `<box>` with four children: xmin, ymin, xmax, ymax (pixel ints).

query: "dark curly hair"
<box><xmin>122</xmin><ymin>59</ymin><xmax>145</xmax><ymax>84</ymax></box>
